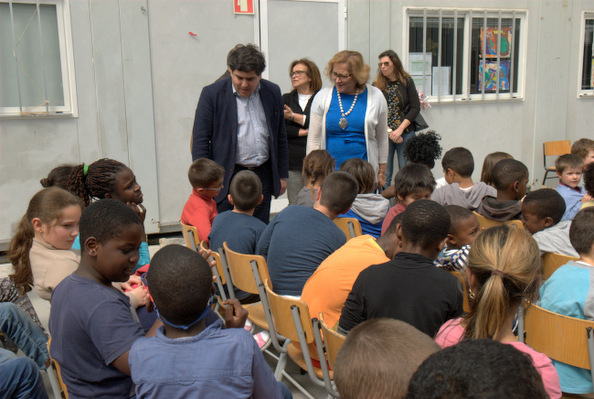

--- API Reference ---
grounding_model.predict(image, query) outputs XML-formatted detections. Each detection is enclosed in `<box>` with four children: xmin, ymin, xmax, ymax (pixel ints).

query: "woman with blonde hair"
<box><xmin>373</xmin><ymin>50</ymin><xmax>421</xmax><ymax>187</ymax></box>
<box><xmin>435</xmin><ymin>225</ymin><xmax>562</xmax><ymax>398</ymax></box>
<box><xmin>307</xmin><ymin>50</ymin><xmax>388</xmax><ymax>187</ymax></box>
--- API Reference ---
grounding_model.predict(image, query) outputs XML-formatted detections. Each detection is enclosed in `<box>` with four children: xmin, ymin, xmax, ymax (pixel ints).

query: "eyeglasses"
<box><xmin>378</xmin><ymin>61</ymin><xmax>391</xmax><ymax>67</ymax></box>
<box><xmin>331</xmin><ymin>72</ymin><xmax>352</xmax><ymax>81</ymax></box>
<box><xmin>291</xmin><ymin>70</ymin><xmax>307</xmax><ymax>77</ymax></box>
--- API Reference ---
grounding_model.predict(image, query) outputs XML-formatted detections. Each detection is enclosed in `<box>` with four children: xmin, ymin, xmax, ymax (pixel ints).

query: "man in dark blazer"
<box><xmin>191</xmin><ymin>44</ymin><xmax>288</xmax><ymax>223</ymax></box>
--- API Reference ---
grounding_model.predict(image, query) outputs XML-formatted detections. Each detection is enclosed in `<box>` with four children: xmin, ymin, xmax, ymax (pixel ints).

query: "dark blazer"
<box><xmin>191</xmin><ymin>78</ymin><xmax>289</xmax><ymax>203</ymax></box>
<box><xmin>282</xmin><ymin>90</ymin><xmax>316</xmax><ymax>171</ymax></box>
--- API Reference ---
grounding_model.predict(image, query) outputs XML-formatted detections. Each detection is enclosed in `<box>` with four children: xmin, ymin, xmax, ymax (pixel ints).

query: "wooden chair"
<box><xmin>543</xmin><ymin>140</ymin><xmax>571</xmax><ymax>183</ymax></box>
<box><xmin>316</xmin><ymin>313</ymin><xmax>345</xmax><ymax>370</ymax></box>
<box><xmin>473</xmin><ymin>211</ymin><xmax>524</xmax><ymax>231</ymax></box>
<box><xmin>47</xmin><ymin>337</ymin><xmax>69</xmax><ymax>398</ymax></box>
<box><xmin>521</xmin><ymin>304</ymin><xmax>594</xmax><ymax>388</ymax></box>
<box><xmin>221</xmin><ymin>242</ymin><xmax>271</xmax><ymax>332</ymax></box>
<box><xmin>334</xmin><ymin>217</ymin><xmax>363</xmax><ymax>241</ymax></box>
<box><xmin>542</xmin><ymin>252</ymin><xmax>579</xmax><ymax>281</ymax></box>
<box><xmin>449</xmin><ymin>270</ymin><xmax>471</xmax><ymax>313</ymax></box>
<box><xmin>180</xmin><ymin>222</ymin><xmax>199</xmax><ymax>251</ymax></box>
<box><xmin>264</xmin><ymin>279</ymin><xmax>333</xmax><ymax>399</ymax></box>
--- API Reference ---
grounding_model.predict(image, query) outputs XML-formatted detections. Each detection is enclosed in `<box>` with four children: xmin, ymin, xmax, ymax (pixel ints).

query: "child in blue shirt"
<box><xmin>49</xmin><ymin>199</ymin><xmax>160</xmax><ymax>398</ymax></box>
<box><xmin>129</xmin><ymin>244</ymin><xmax>287</xmax><ymax>399</ymax></box>
<box><xmin>540</xmin><ymin>207</ymin><xmax>594</xmax><ymax>395</ymax></box>
<box><xmin>555</xmin><ymin>154</ymin><xmax>589</xmax><ymax>220</ymax></box>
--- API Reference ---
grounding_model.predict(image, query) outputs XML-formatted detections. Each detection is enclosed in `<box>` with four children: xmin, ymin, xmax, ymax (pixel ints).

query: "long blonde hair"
<box><xmin>463</xmin><ymin>225</ymin><xmax>541</xmax><ymax>340</ymax></box>
<box><xmin>8</xmin><ymin>187</ymin><xmax>82</xmax><ymax>294</ymax></box>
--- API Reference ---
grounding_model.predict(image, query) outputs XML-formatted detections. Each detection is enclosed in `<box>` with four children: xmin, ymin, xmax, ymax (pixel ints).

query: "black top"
<box><xmin>282</xmin><ymin>90</ymin><xmax>316</xmax><ymax>171</ymax></box>
<box><xmin>383</xmin><ymin>76</ymin><xmax>420</xmax><ymax>132</ymax></box>
<box><xmin>338</xmin><ymin>252</ymin><xmax>463</xmax><ymax>337</ymax></box>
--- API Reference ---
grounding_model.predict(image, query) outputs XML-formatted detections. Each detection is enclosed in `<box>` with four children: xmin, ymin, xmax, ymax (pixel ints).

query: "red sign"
<box><xmin>234</xmin><ymin>0</ymin><xmax>254</xmax><ymax>14</ymax></box>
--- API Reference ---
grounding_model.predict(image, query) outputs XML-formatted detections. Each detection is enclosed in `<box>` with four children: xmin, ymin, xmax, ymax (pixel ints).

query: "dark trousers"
<box><xmin>217</xmin><ymin>160</ymin><xmax>273</xmax><ymax>224</ymax></box>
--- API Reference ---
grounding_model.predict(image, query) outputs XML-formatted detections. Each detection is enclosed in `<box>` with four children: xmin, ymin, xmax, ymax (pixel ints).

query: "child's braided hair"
<box><xmin>67</xmin><ymin>158</ymin><xmax>128</xmax><ymax>207</ymax></box>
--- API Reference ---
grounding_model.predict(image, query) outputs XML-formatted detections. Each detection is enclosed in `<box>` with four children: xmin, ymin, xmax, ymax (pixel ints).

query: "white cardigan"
<box><xmin>306</xmin><ymin>84</ymin><xmax>388</xmax><ymax>175</ymax></box>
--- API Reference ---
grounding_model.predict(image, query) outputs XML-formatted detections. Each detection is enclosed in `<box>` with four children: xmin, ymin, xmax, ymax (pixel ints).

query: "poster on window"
<box><xmin>409</xmin><ymin>53</ymin><xmax>432</xmax><ymax>75</ymax></box>
<box><xmin>479</xmin><ymin>60</ymin><xmax>510</xmax><ymax>91</ymax></box>
<box><xmin>480</xmin><ymin>27</ymin><xmax>512</xmax><ymax>58</ymax></box>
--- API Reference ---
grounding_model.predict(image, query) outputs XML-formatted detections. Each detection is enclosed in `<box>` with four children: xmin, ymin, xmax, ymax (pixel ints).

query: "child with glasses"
<box><xmin>181</xmin><ymin>158</ymin><xmax>225</xmax><ymax>244</ymax></box>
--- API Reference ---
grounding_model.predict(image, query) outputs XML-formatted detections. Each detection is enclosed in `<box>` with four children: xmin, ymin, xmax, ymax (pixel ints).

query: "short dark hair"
<box><xmin>334</xmin><ymin>319</ymin><xmax>439</xmax><ymax>399</ymax></box>
<box><xmin>523</xmin><ymin>189</ymin><xmax>566</xmax><ymax>225</ymax></box>
<box><xmin>146</xmin><ymin>245</ymin><xmax>212</xmax><ymax>326</ymax></box>
<box><xmin>571</xmin><ymin>138</ymin><xmax>594</xmax><ymax>161</ymax></box>
<box><xmin>79</xmin><ymin>199</ymin><xmax>141</xmax><ymax>245</ymax></box>
<box><xmin>394</xmin><ymin>164</ymin><xmax>435</xmax><ymax>199</ymax></box>
<box><xmin>406</xmin><ymin>339</ymin><xmax>548</xmax><ymax>399</ymax></box>
<box><xmin>442</xmin><ymin>147</ymin><xmax>474</xmax><ymax>178</ymax></box>
<box><xmin>319</xmin><ymin>171</ymin><xmax>358</xmax><ymax>214</ymax></box>
<box><xmin>555</xmin><ymin>154</ymin><xmax>584</xmax><ymax>175</ymax></box>
<box><xmin>227</xmin><ymin>44</ymin><xmax>266</xmax><ymax>75</ymax></box>
<box><xmin>384</xmin><ymin>212</ymin><xmax>405</xmax><ymax>236</ymax></box>
<box><xmin>402</xmin><ymin>200</ymin><xmax>450</xmax><ymax>248</ymax></box>
<box><xmin>188</xmin><ymin>158</ymin><xmax>225</xmax><ymax>189</ymax></box>
<box><xmin>570</xmin><ymin>208</ymin><xmax>594</xmax><ymax>255</ymax></box>
<box><xmin>584</xmin><ymin>165</ymin><xmax>594</xmax><ymax>197</ymax></box>
<box><xmin>491</xmin><ymin>159</ymin><xmax>528</xmax><ymax>191</ymax></box>
<box><xmin>229</xmin><ymin>170</ymin><xmax>262</xmax><ymax>211</ymax></box>
<box><xmin>445</xmin><ymin>205</ymin><xmax>475</xmax><ymax>236</ymax></box>
<box><xmin>403</xmin><ymin>130</ymin><xmax>443</xmax><ymax>169</ymax></box>
<box><xmin>339</xmin><ymin>158</ymin><xmax>376</xmax><ymax>194</ymax></box>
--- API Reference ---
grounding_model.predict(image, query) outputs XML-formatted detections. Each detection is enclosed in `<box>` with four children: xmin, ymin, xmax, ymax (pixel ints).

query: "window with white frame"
<box><xmin>579</xmin><ymin>12</ymin><xmax>594</xmax><ymax>96</ymax></box>
<box><xmin>0</xmin><ymin>0</ymin><xmax>76</xmax><ymax>116</ymax></box>
<box><xmin>407</xmin><ymin>8</ymin><xmax>526</xmax><ymax>102</ymax></box>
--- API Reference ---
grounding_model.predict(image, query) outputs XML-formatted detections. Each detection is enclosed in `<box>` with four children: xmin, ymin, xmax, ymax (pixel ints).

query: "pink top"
<box><xmin>181</xmin><ymin>189</ymin><xmax>218</xmax><ymax>244</ymax></box>
<box><xmin>380</xmin><ymin>203</ymin><xmax>406</xmax><ymax>235</ymax></box>
<box><xmin>435</xmin><ymin>318</ymin><xmax>561</xmax><ymax>399</ymax></box>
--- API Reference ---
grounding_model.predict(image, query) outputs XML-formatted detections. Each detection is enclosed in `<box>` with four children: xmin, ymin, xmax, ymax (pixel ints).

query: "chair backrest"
<box><xmin>524</xmin><ymin>304</ymin><xmax>594</xmax><ymax>370</ymax></box>
<box><xmin>543</xmin><ymin>140</ymin><xmax>571</xmax><ymax>158</ymax></box>
<box><xmin>264</xmin><ymin>279</ymin><xmax>315</xmax><ymax>344</ymax></box>
<box><xmin>472</xmin><ymin>212</ymin><xmax>524</xmax><ymax>231</ymax></box>
<box><xmin>449</xmin><ymin>270</ymin><xmax>471</xmax><ymax>313</ymax></box>
<box><xmin>334</xmin><ymin>217</ymin><xmax>363</xmax><ymax>241</ymax></box>
<box><xmin>201</xmin><ymin>241</ymin><xmax>226</xmax><ymax>286</ymax></box>
<box><xmin>47</xmin><ymin>337</ymin><xmax>69</xmax><ymax>398</ymax></box>
<box><xmin>180</xmin><ymin>222</ymin><xmax>199</xmax><ymax>251</ymax></box>
<box><xmin>318</xmin><ymin>313</ymin><xmax>345</xmax><ymax>369</ymax></box>
<box><xmin>542</xmin><ymin>252</ymin><xmax>579</xmax><ymax>281</ymax></box>
<box><xmin>223</xmin><ymin>242</ymin><xmax>270</xmax><ymax>295</ymax></box>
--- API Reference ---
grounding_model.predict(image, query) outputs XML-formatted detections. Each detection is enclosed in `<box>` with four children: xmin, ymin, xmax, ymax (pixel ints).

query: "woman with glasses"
<box><xmin>282</xmin><ymin>59</ymin><xmax>322</xmax><ymax>205</ymax></box>
<box><xmin>307</xmin><ymin>50</ymin><xmax>388</xmax><ymax>187</ymax></box>
<box><xmin>373</xmin><ymin>50</ymin><xmax>421</xmax><ymax>188</ymax></box>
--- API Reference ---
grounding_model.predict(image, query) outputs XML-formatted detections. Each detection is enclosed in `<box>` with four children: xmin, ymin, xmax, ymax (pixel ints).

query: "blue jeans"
<box><xmin>0</xmin><ymin>302</ymin><xmax>49</xmax><ymax>369</ymax></box>
<box><xmin>385</xmin><ymin>130</ymin><xmax>415</xmax><ymax>187</ymax></box>
<box><xmin>0</xmin><ymin>354</ymin><xmax>48</xmax><ymax>399</ymax></box>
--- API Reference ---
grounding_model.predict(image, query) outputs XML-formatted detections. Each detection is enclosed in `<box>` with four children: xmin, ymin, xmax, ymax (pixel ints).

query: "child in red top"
<box><xmin>181</xmin><ymin>159</ymin><xmax>225</xmax><ymax>244</ymax></box>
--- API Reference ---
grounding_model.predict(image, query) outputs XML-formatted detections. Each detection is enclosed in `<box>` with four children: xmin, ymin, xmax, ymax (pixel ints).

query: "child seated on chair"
<box><xmin>333</xmin><ymin>319</ymin><xmax>439</xmax><ymax>399</ymax></box>
<box><xmin>431</xmin><ymin>147</ymin><xmax>496</xmax><ymax>210</ymax></box>
<box><xmin>540</xmin><ymin>207</ymin><xmax>594</xmax><ymax>397</ymax></box>
<box><xmin>209</xmin><ymin>170</ymin><xmax>265</xmax><ymax>302</ymax></box>
<box><xmin>297</xmin><ymin>150</ymin><xmax>335</xmax><ymax>207</ymax></box>
<box><xmin>381</xmin><ymin>164</ymin><xmax>435</xmax><ymax>235</ymax></box>
<box><xmin>571</xmin><ymin>138</ymin><xmax>594</xmax><ymax>168</ymax></box>
<box><xmin>555</xmin><ymin>154</ymin><xmax>591</xmax><ymax>221</ymax></box>
<box><xmin>522</xmin><ymin>188</ymin><xmax>579</xmax><ymax>258</ymax></box>
<box><xmin>49</xmin><ymin>199</ymin><xmax>162</xmax><ymax>398</ymax></box>
<box><xmin>477</xmin><ymin>159</ymin><xmax>528</xmax><ymax>221</ymax></box>
<box><xmin>338</xmin><ymin>158</ymin><xmax>390</xmax><ymax>238</ymax></box>
<box><xmin>434</xmin><ymin>205</ymin><xmax>480</xmax><ymax>272</ymax></box>
<box><xmin>129</xmin><ymin>244</ymin><xmax>287</xmax><ymax>399</ymax></box>
<box><xmin>181</xmin><ymin>158</ymin><xmax>225</xmax><ymax>244</ymax></box>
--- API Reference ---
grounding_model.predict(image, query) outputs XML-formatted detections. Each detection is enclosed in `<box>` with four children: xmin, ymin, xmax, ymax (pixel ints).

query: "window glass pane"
<box><xmin>582</xmin><ymin>19</ymin><xmax>593</xmax><ymax>90</ymax></box>
<box><xmin>470</xmin><ymin>17</ymin><xmax>520</xmax><ymax>94</ymax></box>
<box><xmin>0</xmin><ymin>3</ymin><xmax>64</xmax><ymax>108</ymax></box>
<box><xmin>409</xmin><ymin>16</ymin><xmax>464</xmax><ymax>96</ymax></box>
